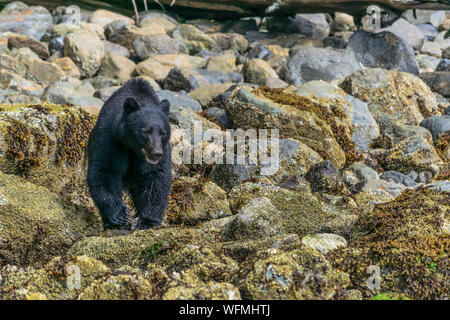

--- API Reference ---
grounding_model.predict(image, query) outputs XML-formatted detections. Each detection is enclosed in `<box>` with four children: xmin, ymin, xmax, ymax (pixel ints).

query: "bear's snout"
<box><xmin>141</xmin><ymin>136</ymin><xmax>163</xmax><ymax>165</ymax></box>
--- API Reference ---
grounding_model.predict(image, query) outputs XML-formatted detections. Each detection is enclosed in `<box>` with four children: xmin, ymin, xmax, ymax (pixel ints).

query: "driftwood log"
<box><xmin>1</xmin><ymin>0</ymin><xmax>449</xmax><ymax>19</ymax></box>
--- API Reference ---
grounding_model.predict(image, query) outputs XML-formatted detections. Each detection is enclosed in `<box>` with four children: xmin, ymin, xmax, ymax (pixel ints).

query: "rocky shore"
<box><xmin>0</xmin><ymin>1</ymin><xmax>448</xmax><ymax>300</ymax></box>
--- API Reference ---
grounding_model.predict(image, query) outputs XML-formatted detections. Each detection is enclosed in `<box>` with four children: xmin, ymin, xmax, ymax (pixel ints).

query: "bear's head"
<box><xmin>122</xmin><ymin>97</ymin><xmax>171</xmax><ymax>165</ymax></box>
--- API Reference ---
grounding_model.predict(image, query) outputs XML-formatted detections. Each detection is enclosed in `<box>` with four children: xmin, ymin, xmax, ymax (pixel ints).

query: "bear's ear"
<box><xmin>159</xmin><ymin>99</ymin><xmax>170</xmax><ymax>116</ymax></box>
<box><xmin>124</xmin><ymin>97</ymin><xmax>140</xmax><ymax>114</ymax></box>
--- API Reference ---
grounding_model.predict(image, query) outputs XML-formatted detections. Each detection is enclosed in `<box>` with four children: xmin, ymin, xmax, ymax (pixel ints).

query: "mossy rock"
<box><xmin>239</xmin><ymin>245</ymin><xmax>352</xmax><ymax>300</ymax></box>
<box><xmin>209</xmin><ymin>138</ymin><xmax>323</xmax><ymax>192</ymax></box>
<box><xmin>0</xmin><ymin>103</ymin><xmax>96</xmax><ymax>207</ymax></box>
<box><xmin>68</xmin><ymin>226</ymin><xmax>222</xmax><ymax>269</ymax></box>
<box><xmin>165</xmin><ymin>176</ymin><xmax>232</xmax><ymax>225</ymax></box>
<box><xmin>150</xmin><ymin>244</ymin><xmax>239</xmax><ymax>284</ymax></box>
<box><xmin>0</xmin><ymin>172</ymin><xmax>101</xmax><ymax>267</ymax></box>
<box><xmin>328</xmin><ymin>188</ymin><xmax>449</xmax><ymax>299</ymax></box>
<box><xmin>228</xmin><ymin>182</ymin><xmax>345</xmax><ymax>237</ymax></box>
<box><xmin>382</xmin><ymin>135</ymin><xmax>443</xmax><ymax>175</ymax></box>
<box><xmin>223</xmin><ymin>86</ymin><xmax>358</xmax><ymax>168</ymax></box>
<box><xmin>339</xmin><ymin>69</ymin><xmax>438</xmax><ymax>129</ymax></box>
<box><xmin>162</xmin><ymin>276</ymin><xmax>241</xmax><ymax>300</ymax></box>
<box><xmin>220</xmin><ymin>197</ymin><xmax>284</xmax><ymax>241</ymax></box>
<box><xmin>223</xmin><ymin>233</ymin><xmax>300</xmax><ymax>263</ymax></box>
<box><xmin>0</xmin><ymin>255</ymin><xmax>155</xmax><ymax>300</ymax></box>
<box><xmin>79</xmin><ymin>273</ymin><xmax>154</xmax><ymax>300</ymax></box>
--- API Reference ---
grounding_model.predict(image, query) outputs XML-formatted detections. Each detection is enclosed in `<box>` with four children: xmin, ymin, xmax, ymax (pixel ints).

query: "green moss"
<box><xmin>135</xmin><ymin>239</ymin><xmax>172</xmax><ymax>268</ymax></box>
<box><xmin>371</xmin><ymin>293</ymin><xmax>412</xmax><ymax>300</ymax></box>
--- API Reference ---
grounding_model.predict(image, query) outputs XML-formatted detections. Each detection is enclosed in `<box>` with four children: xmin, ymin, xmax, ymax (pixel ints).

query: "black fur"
<box><xmin>87</xmin><ymin>78</ymin><xmax>172</xmax><ymax>230</ymax></box>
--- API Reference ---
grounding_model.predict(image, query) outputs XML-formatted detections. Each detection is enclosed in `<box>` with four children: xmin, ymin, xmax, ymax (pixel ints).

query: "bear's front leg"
<box><xmin>87</xmin><ymin>168</ymin><xmax>131</xmax><ymax>230</ymax></box>
<box><xmin>131</xmin><ymin>171</ymin><xmax>171</xmax><ymax>230</ymax></box>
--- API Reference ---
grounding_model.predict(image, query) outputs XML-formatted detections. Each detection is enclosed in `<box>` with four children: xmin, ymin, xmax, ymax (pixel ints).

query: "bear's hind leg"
<box><xmin>87</xmin><ymin>168</ymin><xmax>131</xmax><ymax>230</ymax></box>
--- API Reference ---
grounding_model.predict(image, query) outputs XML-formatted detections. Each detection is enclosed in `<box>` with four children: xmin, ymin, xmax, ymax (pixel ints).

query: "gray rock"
<box><xmin>102</xmin><ymin>40</ymin><xmax>130</xmax><ymax>57</ymax></box>
<box><xmin>380</xmin><ymin>170</ymin><xmax>418</xmax><ymax>187</ymax></box>
<box><xmin>348</xmin><ymin>30</ymin><xmax>419</xmax><ymax>75</ymax></box>
<box><xmin>42</xmin><ymin>81</ymin><xmax>103</xmax><ymax>107</ymax></box>
<box><xmin>64</xmin><ymin>31</ymin><xmax>105</xmax><ymax>78</ymax></box>
<box><xmin>94</xmin><ymin>86</ymin><xmax>120</xmax><ymax>102</ymax></box>
<box><xmin>282</xmin><ymin>46</ymin><xmax>361</xmax><ymax>85</ymax></box>
<box><xmin>246</xmin><ymin>45</ymin><xmax>274</xmax><ymax>60</ymax></box>
<box><xmin>433</xmin><ymin>31</ymin><xmax>450</xmax><ymax>51</ymax></box>
<box><xmin>425</xmin><ymin>180</ymin><xmax>450</xmax><ymax>192</ymax></box>
<box><xmin>302</xmin><ymin>233</ymin><xmax>347</xmax><ymax>254</ymax></box>
<box><xmin>416</xmin><ymin>54</ymin><xmax>440</xmax><ymax>72</ymax></box>
<box><xmin>204</xmin><ymin>107</ymin><xmax>229</xmax><ymax>127</ymax></box>
<box><xmin>49</xmin><ymin>36</ymin><xmax>64</xmax><ymax>56</ymax></box>
<box><xmin>419</xmin><ymin>72</ymin><xmax>450</xmax><ymax>97</ymax></box>
<box><xmin>234</xmin><ymin>88</ymin><xmax>280</xmax><ymax>115</ymax></box>
<box><xmin>220</xmin><ymin>197</ymin><xmax>284</xmax><ymax>241</ymax></box>
<box><xmin>0</xmin><ymin>2</ymin><xmax>53</xmax><ymax>40</ymax></box>
<box><xmin>403</xmin><ymin>10</ymin><xmax>446</xmax><ymax>28</ymax></box>
<box><xmin>292</xmin><ymin>13</ymin><xmax>330</xmax><ymax>40</ymax></box>
<box><xmin>157</xmin><ymin>90</ymin><xmax>202</xmax><ymax>112</ymax></box>
<box><xmin>384</xmin><ymin>135</ymin><xmax>443</xmax><ymax>175</ymax></box>
<box><xmin>0</xmin><ymin>88</ymin><xmax>41</xmax><ymax>104</ymax></box>
<box><xmin>90</xmin><ymin>75</ymin><xmax>121</xmax><ymax>89</ymax></box>
<box><xmin>133</xmin><ymin>33</ymin><xmax>179</xmax><ymax>60</ymax></box>
<box><xmin>380</xmin><ymin>18</ymin><xmax>424</xmax><ymax>50</ymax></box>
<box><xmin>420</xmin><ymin>115</ymin><xmax>450</xmax><ymax>141</ymax></box>
<box><xmin>416</xmin><ymin>23</ymin><xmax>439</xmax><ymax>41</ymax></box>
<box><xmin>436</xmin><ymin>59</ymin><xmax>450</xmax><ymax>72</ymax></box>
<box><xmin>163</xmin><ymin>68</ymin><xmax>231</xmax><ymax>92</ymax></box>
<box><xmin>344</xmin><ymin>95</ymin><xmax>380</xmax><ymax>152</ymax></box>
<box><xmin>421</xmin><ymin>41</ymin><xmax>441</xmax><ymax>57</ymax></box>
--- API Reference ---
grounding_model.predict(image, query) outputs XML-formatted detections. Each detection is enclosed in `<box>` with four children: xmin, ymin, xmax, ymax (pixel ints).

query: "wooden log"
<box><xmin>2</xmin><ymin>0</ymin><xmax>449</xmax><ymax>19</ymax></box>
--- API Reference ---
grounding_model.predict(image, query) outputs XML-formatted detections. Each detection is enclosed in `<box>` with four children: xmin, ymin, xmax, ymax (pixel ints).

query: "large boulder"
<box><xmin>329</xmin><ymin>188</ymin><xmax>449</xmax><ymax>299</ymax></box>
<box><xmin>239</xmin><ymin>245</ymin><xmax>352</xmax><ymax>299</ymax></box>
<box><xmin>0</xmin><ymin>103</ymin><xmax>97</xmax><ymax>205</ymax></box>
<box><xmin>223</xmin><ymin>86</ymin><xmax>358</xmax><ymax>168</ymax></box>
<box><xmin>64</xmin><ymin>31</ymin><xmax>105</xmax><ymax>78</ymax></box>
<box><xmin>282</xmin><ymin>46</ymin><xmax>361</xmax><ymax>85</ymax></box>
<box><xmin>88</xmin><ymin>9</ymin><xmax>134</xmax><ymax>27</ymax></box>
<box><xmin>419</xmin><ymin>72</ymin><xmax>450</xmax><ymax>97</ymax></box>
<box><xmin>172</xmin><ymin>24</ymin><xmax>216</xmax><ymax>55</ymax></box>
<box><xmin>166</xmin><ymin>176</ymin><xmax>232</xmax><ymax>225</ymax></box>
<box><xmin>380</xmin><ymin>18</ymin><xmax>424</xmax><ymax>50</ymax></box>
<box><xmin>348</xmin><ymin>31</ymin><xmax>419</xmax><ymax>75</ymax></box>
<box><xmin>0</xmin><ymin>2</ymin><xmax>53</xmax><ymax>40</ymax></box>
<box><xmin>98</xmin><ymin>52</ymin><xmax>136</xmax><ymax>83</ymax></box>
<box><xmin>7</xmin><ymin>34</ymin><xmax>49</xmax><ymax>60</ymax></box>
<box><xmin>340</xmin><ymin>69</ymin><xmax>438</xmax><ymax>130</ymax></box>
<box><xmin>227</xmin><ymin>182</ymin><xmax>346</xmax><ymax>237</ymax></box>
<box><xmin>296</xmin><ymin>80</ymin><xmax>379</xmax><ymax>152</ymax></box>
<box><xmin>0</xmin><ymin>172</ymin><xmax>101</xmax><ymax>266</ymax></box>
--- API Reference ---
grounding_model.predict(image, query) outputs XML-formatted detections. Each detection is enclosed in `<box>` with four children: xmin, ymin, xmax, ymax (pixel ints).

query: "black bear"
<box><xmin>87</xmin><ymin>78</ymin><xmax>172</xmax><ymax>230</ymax></box>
